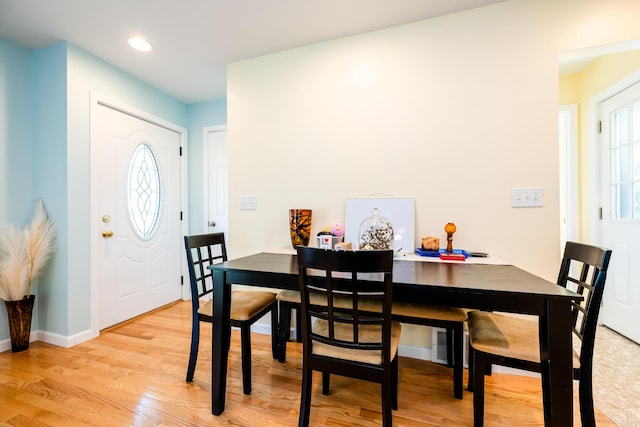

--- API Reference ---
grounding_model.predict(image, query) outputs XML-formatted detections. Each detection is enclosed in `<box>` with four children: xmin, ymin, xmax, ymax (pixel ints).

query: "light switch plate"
<box><xmin>511</xmin><ymin>187</ymin><xmax>544</xmax><ymax>208</ymax></box>
<box><xmin>240</xmin><ymin>195</ymin><xmax>257</xmax><ymax>210</ymax></box>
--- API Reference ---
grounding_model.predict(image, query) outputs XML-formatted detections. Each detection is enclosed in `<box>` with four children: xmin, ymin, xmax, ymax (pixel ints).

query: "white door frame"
<box><xmin>559</xmin><ymin>104</ymin><xmax>579</xmax><ymax>250</ymax></box>
<box><xmin>589</xmin><ymin>68</ymin><xmax>640</xmax><ymax>243</ymax></box>
<box><xmin>89</xmin><ymin>93</ymin><xmax>188</xmax><ymax>337</ymax></box>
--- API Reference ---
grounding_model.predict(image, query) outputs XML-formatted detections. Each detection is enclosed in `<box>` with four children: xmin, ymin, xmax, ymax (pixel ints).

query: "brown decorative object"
<box><xmin>444</xmin><ymin>222</ymin><xmax>457</xmax><ymax>253</ymax></box>
<box><xmin>421</xmin><ymin>237</ymin><xmax>440</xmax><ymax>251</ymax></box>
<box><xmin>5</xmin><ymin>295</ymin><xmax>35</xmax><ymax>352</ymax></box>
<box><xmin>289</xmin><ymin>209</ymin><xmax>312</xmax><ymax>248</ymax></box>
<box><xmin>334</xmin><ymin>242</ymin><xmax>353</xmax><ymax>251</ymax></box>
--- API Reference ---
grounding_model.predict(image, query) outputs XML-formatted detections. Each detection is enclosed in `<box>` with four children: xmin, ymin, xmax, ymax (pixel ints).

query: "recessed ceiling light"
<box><xmin>127</xmin><ymin>37</ymin><xmax>153</xmax><ymax>52</ymax></box>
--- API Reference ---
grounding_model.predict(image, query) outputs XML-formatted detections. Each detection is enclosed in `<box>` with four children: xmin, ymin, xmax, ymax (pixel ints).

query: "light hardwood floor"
<box><xmin>0</xmin><ymin>301</ymin><xmax>616</xmax><ymax>426</ymax></box>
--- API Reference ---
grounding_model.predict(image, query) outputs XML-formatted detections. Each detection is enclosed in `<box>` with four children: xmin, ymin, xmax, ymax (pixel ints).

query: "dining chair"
<box><xmin>296</xmin><ymin>247</ymin><xmax>401</xmax><ymax>427</ymax></box>
<box><xmin>466</xmin><ymin>241</ymin><xmax>612</xmax><ymax>427</ymax></box>
<box><xmin>391</xmin><ymin>303</ymin><xmax>468</xmax><ymax>399</ymax></box>
<box><xmin>283</xmin><ymin>253</ymin><xmax>467</xmax><ymax>397</ymax></box>
<box><xmin>184</xmin><ymin>233</ymin><xmax>278</xmax><ymax>395</ymax></box>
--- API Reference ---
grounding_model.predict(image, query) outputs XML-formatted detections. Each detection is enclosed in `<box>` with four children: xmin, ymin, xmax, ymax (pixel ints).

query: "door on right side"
<box><xmin>599</xmin><ymin>80</ymin><xmax>640</xmax><ymax>344</ymax></box>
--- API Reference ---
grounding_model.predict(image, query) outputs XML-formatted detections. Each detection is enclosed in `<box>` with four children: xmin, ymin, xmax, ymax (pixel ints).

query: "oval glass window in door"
<box><xmin>127</xmin><ymin>143</ymin><xmax>161</xmax><ymax>239</ymax></box>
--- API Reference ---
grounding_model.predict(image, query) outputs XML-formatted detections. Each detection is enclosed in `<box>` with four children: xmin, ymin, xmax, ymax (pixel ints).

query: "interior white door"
<box><xmin>204</xmin><ymin>127</ymin><xmax>228</xmax><ymax>235</ymax></box>
<box><xmin>598</xmin><ymin>81</ymin><xmax>640</xmax><ymax>344</ymax></box>
<box><xmin>92</xmin><ymin>101</ymin><xmax>182</xmax><ymax>330</ymax></box>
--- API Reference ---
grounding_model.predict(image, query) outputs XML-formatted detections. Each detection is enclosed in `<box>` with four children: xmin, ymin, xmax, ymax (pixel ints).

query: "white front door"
<box><xmin>203</xmin><ymin>126</ymin><xmax>228</xmax><ymax>235</ymax></box>
<box><xmin>598</xmin><ymin>81</ymin><xmax>640</xmax><ymax>344</ymax></box>
<box><xmin>91</xmin><ymin>98</ymin><xmax>184</xmax><ymax>330</ymax></box>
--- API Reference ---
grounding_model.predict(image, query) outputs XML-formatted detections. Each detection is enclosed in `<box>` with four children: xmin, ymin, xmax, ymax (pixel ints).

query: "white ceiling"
<box><xmin>0</xmin><ymin>0</ymin><xmax>507</xmax><ymax>103</ymax></box>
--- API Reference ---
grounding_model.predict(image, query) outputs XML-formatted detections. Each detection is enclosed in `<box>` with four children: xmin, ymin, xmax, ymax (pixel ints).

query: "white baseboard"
<box><xmin>0</xmin><ymin>330</ymin><xmax>42</xmax><ymax>352</ymax></box>
<box><xmin>398</xmin><ymin>343</ymin><xmax>432</xmax><ymax>361</ymax></box>
<box><xmin>40</xmin><ymin>328</ymin><xmax>98</xmax><ymax>348</ymax></box>
<box><xmin>0</xmin><ymin>328</ymin><xmax>99</xmax><ymax>352</ymax></box>
<box><xmin>251</xmin><ymin>323</ymin><xmax>273</xmax><ymax>336</ymax></box>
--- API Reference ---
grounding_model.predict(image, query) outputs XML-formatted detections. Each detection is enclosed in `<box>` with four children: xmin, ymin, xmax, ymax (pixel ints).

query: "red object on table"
<box><xmin>439</xmin><ymin>253</ymin><xmax>466</xmax><ymax>261</ymax></box>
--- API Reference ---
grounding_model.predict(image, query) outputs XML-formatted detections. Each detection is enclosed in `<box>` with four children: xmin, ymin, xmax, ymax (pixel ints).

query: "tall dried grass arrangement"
<box><xmin>0</xmin><ymin>198</ymin><xmax>55</xmax><ymax>301</ymax></box>
<box><xmin>24</xmin><ymin>199</ymin><xmax>56</xmax><ymax>297</ymax></box>
<box><xmin>0</xmin><ymin>226</ymin><xmax>29</xmax><ymax>301</ymax></box>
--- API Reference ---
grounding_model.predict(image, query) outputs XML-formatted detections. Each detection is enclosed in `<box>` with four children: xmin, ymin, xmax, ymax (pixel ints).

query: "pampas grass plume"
<box><xmin>0</xmin><ymin>226</ymin><xmax>29</xmax><ymax>301</ymax></box>
<box><xmin>24</xmin><ymin>198</ymin><xmax>56</xmax><ymax>297</ymax></box>
<box><xmin>0</xmin><ymin>198</ymin><xmax>55</xmax><ymax>301</ymax></box>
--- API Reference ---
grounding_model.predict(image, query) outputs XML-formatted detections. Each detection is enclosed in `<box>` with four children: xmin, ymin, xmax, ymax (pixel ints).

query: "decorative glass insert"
<box><xmin>128</xmin><ymin>143</ymin><xmax>161</xmax><ymax>239</ymax></box>
<box><xmin>609</xmin><ymin>101</ymin><xmax>640</xmax><ymax>220</ymax></box>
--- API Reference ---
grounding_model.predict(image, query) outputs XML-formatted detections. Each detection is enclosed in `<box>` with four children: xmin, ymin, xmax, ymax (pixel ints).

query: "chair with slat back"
<box><xmin>184</xmin><ymin>233</ymin><xmax>278</xmax><ymax>395</ymax></box>
<box><xmin>283</xmin><ymin>258</ymin><xmax>469</xmax><ymax>396</ymax></box>
<box><xmin>467</xmin><ymin>241</ymin><xmax>612</xmax><ymax>427</ymax></box>
<box><xmin>296</xmin><ymin>247</ymin><xmax>401</xmax><ymax>427</ymax></box>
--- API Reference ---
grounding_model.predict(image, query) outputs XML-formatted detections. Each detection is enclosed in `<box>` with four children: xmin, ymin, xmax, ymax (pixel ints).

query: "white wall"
<box><xmin>227</xmin><ymin>0</ymin><xmax>640</xmax><ymax>283</ymax></box>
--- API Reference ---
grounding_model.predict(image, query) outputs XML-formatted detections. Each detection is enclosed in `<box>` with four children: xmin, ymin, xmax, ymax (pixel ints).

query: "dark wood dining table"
<box><xmin>209</xmin><ymin>251</ymin><xmax>582</xmax><ymax>426</ymax></box>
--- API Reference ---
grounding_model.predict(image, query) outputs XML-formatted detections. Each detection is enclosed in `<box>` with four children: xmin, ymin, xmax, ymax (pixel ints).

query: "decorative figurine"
<box><xmin>444</xmin><ymin>222</ymin><xmax>457</xmax><ymax>253</ymax></box>
<box><xmin>321</xmin><ymin>223</ymin><xmax>345</xmax><ymax>238</ymax></box>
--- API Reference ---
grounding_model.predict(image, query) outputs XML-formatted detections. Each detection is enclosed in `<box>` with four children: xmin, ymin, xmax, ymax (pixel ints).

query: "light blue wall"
<box><xmin>32</xmin><ymin>43</ymin><xmax>69</xmax><ymax>336</ymax></box>
<box><xmin>0</xmin><ymin>38</ymin><xmax>33</xmax><ymax>227</ymax></box>
<box><xmin>0</xmin><ymin>38</ymin><xmax>35</xmax><ymax>339</ymax></box>
<box><xmin>187</xmin><ymin>100</ymin><xmax>227</xmax><ymax>234</ymax></box>
<box><xmin>1</xmin><ymin>36</ymin><xmax>227</xmax><ymax>344</ymax></box>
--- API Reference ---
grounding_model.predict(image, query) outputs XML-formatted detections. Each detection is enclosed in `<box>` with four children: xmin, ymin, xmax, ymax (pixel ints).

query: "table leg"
<box><xmin>271</xmin><ymin>301</ymin><xmax>279</xmax><ymax>359</ymax></box>
<box><xmin>539</xmin><ymin>299</ymin><xmax>574</xmax><ymax>426</ymax></box>
<box><xmin>212</xmin><ymin>269</ymin><xmax>232</xmax><ymax>415</ymax></box>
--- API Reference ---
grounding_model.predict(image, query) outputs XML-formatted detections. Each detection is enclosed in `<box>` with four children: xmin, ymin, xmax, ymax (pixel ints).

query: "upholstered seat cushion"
<box><xmin>311</xmin><ymin>319</ymin><xmax>401</xmax><ymax>365</ymax></box>
<box><xmin>276</xmin><ymin>289</ymin><xmax>301</xmax><ymax>303</ymax></box>
<box><xmin>353</xmin><ymin>299</ymin><xmax>469</xmax><ymax>323</ymax></box>
<box><xmin>392</xmin><ymin>302</ymin><xmax>468</xmax><ymax>322</ymax></box>
<box><xmin>468</xmin><ymin>311</ymin><xmax>580</xmax><ymax>368</ymax></box>
<box><xmin>198</xmin><ymin>290</ymin><xmax>276</xmax><ymax>321</ymax></box>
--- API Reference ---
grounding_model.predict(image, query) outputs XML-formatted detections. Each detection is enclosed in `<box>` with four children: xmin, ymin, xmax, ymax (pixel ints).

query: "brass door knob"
<box><xmin>102</xmin><ymin>230</ymin><xmax>114</xmax><ymax>238</ymax></box>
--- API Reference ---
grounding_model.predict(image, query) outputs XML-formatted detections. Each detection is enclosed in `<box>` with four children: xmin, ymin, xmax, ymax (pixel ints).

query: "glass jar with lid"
<box><xmin>358</xmin><ymin>208</ymin><xmax>394</xmax><ymax>250</ymax></box>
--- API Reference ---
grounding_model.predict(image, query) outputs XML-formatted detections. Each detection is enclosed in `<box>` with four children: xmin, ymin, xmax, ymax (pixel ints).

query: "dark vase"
<box><xmin>289</xmin><ymin>209</ymin><xmax>312</xmax><ymax>248</ymax></box>
<box><xmin>5</xmin><ymin>295</ymin><xmax>35</xmax><ymax>352</ymax></box>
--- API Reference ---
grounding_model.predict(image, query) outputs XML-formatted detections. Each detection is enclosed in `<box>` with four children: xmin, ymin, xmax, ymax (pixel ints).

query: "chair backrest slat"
<box><xmin>184</xmin><ymin>233</ymin><xmax>228</xmax><ymax>305</ymax></box>
<box><xmin>556</xmin><ymin>241</ymin><xmax>612</xmax><ymax>370</ymax></box>
<box><xmin>297</xmin><ymin>247</ymin><xmax>394</xmax><ymax>359</ymax></box>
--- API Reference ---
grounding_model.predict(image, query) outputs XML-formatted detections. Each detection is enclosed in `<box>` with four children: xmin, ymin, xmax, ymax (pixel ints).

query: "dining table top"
<box><xmin>212</xmin><ymin>250</ymin><xmax>582</xmax><ymax>313</ymax></box>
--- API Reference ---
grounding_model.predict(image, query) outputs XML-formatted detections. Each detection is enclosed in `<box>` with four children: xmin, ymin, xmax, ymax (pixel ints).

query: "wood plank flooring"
<box><xmin>0</xmin><ymin>301</ymin><xmax>616</xmax><ymax>426</ymax></box>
